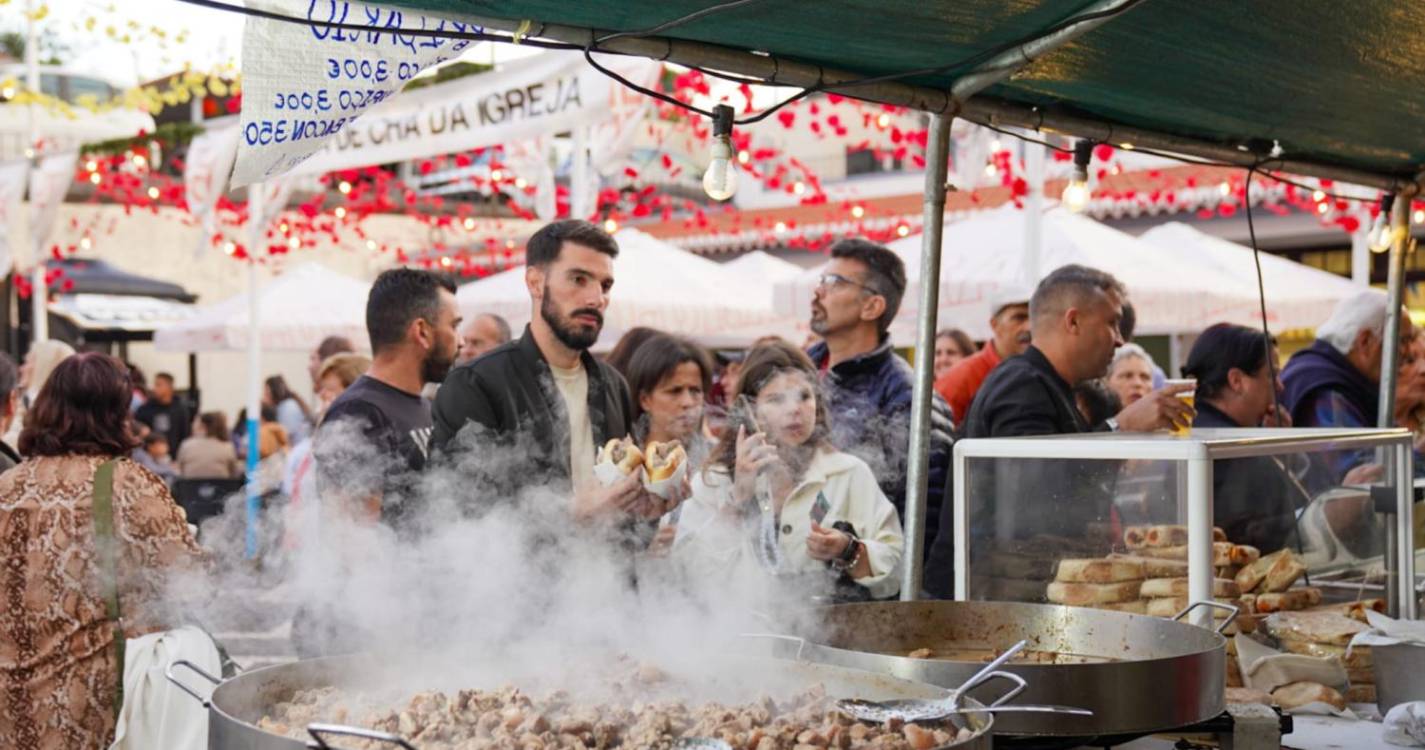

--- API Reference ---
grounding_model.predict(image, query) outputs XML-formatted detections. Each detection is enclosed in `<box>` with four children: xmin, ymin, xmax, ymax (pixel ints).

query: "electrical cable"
<box><xmin>1246</xmin><ymin>164</ymin><xmax>1314</xmax><ymax>580</ymax></box>
<box><xmin>594</xmin><ymin>0</ymin><xmax>772</xmax><ymax>44</ymax></box>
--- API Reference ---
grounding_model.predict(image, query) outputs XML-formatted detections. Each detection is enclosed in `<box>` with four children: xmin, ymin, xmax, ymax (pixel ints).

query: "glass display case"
<box><xmin>950</xmin><ymin>428</ymin><xmax>1418</xmax><ymax>626</ymax></box>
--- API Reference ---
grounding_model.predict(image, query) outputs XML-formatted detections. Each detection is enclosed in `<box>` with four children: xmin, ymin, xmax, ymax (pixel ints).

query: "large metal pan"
<box><xmin>783</xmin><ymin>600</ymin><xmax>1229</xmax><ymax>737</ymax></box>
<box><xmin>167</xmin><ymin>653</ymin><xmax>1005</xmax><ymax>750</ymax></box>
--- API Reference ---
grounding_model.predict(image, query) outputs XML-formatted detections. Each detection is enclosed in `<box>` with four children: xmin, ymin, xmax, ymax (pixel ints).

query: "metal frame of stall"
<box><xmin>950</xmin><ymin>427</ymin><xmax>1418</xmax><ymax>627</ymax></box>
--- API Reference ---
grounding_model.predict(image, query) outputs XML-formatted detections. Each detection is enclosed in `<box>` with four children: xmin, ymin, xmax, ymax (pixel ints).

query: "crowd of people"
<box><xmin>2</xmin><ymin>217</ymin><xmax>1420</xmax><ymax>747</ymax></box>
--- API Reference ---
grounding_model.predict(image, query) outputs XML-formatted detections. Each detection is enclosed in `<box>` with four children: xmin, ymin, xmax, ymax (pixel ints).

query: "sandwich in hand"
<box><xmin>598</xmin><ymin>437</ymin><xmax>645</xmax><ymax>476</ymax></box>
<box><xmin>644</xmin><ymin>440</ymin><xmax>687</xmax><ymax>483</ymax></box>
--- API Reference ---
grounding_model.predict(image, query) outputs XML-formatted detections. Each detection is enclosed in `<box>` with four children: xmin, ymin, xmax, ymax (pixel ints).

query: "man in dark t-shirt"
<box><xmin>313</xmin><ymin>269</ymin><xmax>459</xmax><ymax>526</ymax></box>
<box><xmin>135</xmin><ymin>372</ymin><xmax>191</xmax><ymax>450</ymax></box>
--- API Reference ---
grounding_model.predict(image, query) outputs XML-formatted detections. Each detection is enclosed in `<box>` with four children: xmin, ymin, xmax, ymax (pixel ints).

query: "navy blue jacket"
<box><xmin>808</xmin><ymin>339</ymin><xmax>955</xmax><ymax>563</ymax></box>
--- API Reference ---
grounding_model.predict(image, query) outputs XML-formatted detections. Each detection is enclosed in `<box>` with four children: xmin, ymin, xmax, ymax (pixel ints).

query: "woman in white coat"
<box><xmin>674</xmin><ymin>340</ymin><xmax>904</xmax><ymax>601</ymax></box>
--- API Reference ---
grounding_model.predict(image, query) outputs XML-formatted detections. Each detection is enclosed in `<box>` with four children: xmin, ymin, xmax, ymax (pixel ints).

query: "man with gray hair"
<box><xmin>457</xmin><ymin>313</ymin><xmax>512</xmax><ymax>365</ymax></box>
<box><xmin>1281</xmin><ymin>288</ymin><xmax>1417</xmax><ymax>479</ymax></box>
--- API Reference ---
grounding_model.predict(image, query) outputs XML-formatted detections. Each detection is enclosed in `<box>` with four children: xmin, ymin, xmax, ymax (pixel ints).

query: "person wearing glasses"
<box><xmin>805</xmin><ymin>239</ymin><xmax>954</xmax><ymax>573</ymax></box>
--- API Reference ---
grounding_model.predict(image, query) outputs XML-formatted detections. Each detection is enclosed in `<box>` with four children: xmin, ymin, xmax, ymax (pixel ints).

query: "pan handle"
<box><xmin>736</xmin><ymin>632</ymin><xmax>808</xmax><ymax>662</ymax></box>
<box><xmin>165</xmin><ymin>659</ymin><xmax>220</xmax><ymax>708</ymax></box>
<box><xmin>972</xmin><ymin>670</ymin><xmax>1028</xmax><ymax>707</ymax></box>
<box><xmin>306</xmin><ymin>723</ymin><xmax>417</xmax><ymax>750</ymax></box>
<box><xmin>1171</xmin><ymin>601</ymin><xmax>1242</xmax><ymax>634</ymax></box>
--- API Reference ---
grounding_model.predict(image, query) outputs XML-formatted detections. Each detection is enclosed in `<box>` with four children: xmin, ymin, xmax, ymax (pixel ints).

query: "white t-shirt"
<box><xmin>550</xmin><ymin>362</ymin><xmax>594</xmax><ymax>491</ymax></box>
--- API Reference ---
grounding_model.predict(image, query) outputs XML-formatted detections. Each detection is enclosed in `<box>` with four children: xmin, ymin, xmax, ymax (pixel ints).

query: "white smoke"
<box><xmin>164</xmin><ymin>414</ymin><xmax>836</xmax><ymax>707</ymax></box>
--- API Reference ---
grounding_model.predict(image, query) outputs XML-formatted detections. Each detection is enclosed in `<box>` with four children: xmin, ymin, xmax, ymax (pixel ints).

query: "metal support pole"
<box><xmin>901</xmin><ymin>113</ymin><xmax>952</xmax><ymax>600</ymax></box>
<box><xmin>1395</xmin><ymin>442</ymin><xmax>1418</xmax><ymax>619</ymax></box>
<box><xmin>25</xmin><ymin>0</ymin><xmax>45</xmax><ymax>344</ymax></box>
<box><xmin>952</xmin><ymin>444</ymin><xmax>970</xmax><ymax>600</ymax></box>
<box><xmin>1186</xmin><ymin>455</ymin><xmax>1213</xmax><ymax>629</ymax></box>
<box><xmin>1379</xmin><ymin>193</ymin><xmax>1411</xmax><ymax>617</ymax></box>
<box><xmin>244</xmin><ymin>184</ymin><xmax>264</xmax><ymax>561</ymax></box>
<box><xmin>1023</xmin><ymin>140</ymin><xmax>1045</xmax><ymax>282</ymax></box>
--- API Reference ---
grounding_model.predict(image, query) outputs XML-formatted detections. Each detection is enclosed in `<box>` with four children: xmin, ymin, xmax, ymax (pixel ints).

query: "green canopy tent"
<box><xmin>328</xmin><ymin>0</ymin><xmax>1423</xmax><ymax>612</ymax></box>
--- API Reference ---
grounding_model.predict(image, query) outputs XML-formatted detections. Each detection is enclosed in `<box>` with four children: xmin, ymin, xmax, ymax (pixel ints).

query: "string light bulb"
<box><xmin>1370</xmin><ymin>194</ymin><xmax>1397</xmax><ymax>254</ymax></box>
<box><xmin>1061</xmin><ymin>140</ymin><xmax>1093</xmax><ymax>213</ymax></box>
<box><xmin>702</xmin><ymin>104</ymin><xmax>738</xmax><ymax>202</ymax></box>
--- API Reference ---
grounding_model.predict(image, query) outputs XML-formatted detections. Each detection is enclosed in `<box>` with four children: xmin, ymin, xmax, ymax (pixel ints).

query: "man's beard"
<box><xmin>421</xmin><ymin>344</ymin><xmax>455</xmax><ymax>384</ymax></box>
<box><xmin>542</xmin><ymin>289</ymin><xmax>602</xmax><ymax>351</ymax></box>
<box><xmin>809</xmin><ymin>302</ymin><xmax>830</xmax><ymax>335</ymax></box>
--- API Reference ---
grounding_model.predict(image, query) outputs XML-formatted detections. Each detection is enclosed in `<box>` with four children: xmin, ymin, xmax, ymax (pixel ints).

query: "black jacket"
<box><xmin>431</xmin><ymin>327</ymin><xmax>634</xmax><ymax>504</ymax></box>
<box><xmin>1193</xmin><ymin>401</ymin><xmax>1302</xmax><ymax>552</ymax></box>
<box><xmin>807</xmin><ymin>339</ymin><xmax>955</xmax><ymax>561</ymax></box>
<box><xmin>923</xmin><ymin>346</ymin><xmax>1113</xmax><ymax>598</ymax></box>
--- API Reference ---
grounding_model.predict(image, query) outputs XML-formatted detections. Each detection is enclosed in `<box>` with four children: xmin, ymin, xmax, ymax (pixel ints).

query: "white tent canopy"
<box><xmin>722</xmin><ymin>250</ymin><xmax>804</xmax><ymax>284</ymax></box>
<box><xmin>774</xmin><ymin>205</ymin><xmax>1336</xmax><ymax>343</ymax></box>
<box><xmin>154</xmin><ymin>262</ymin><xmax>370</xmax><ymax>352</ymax></box>
<box><xmin>1137</xmin><ymin>222</ymin><xmax>1363</xmax><ymax>333</ymax></box>
<box><xmin>458</xmin><ymin>229</ymin><xmax>800</xmax><ymax>349</ymax></box>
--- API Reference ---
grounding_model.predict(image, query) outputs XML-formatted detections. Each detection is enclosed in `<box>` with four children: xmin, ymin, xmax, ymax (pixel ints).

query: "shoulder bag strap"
<box><xmin>91</xmin><ymin>459</ymin><xmax>124</xmax><ymax>719</ymax></box>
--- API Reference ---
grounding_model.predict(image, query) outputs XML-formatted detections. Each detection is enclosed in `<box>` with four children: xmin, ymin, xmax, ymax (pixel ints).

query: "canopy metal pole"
<box><xmin>901</xmin><ymin>113</ymin><xmax>953</xmax><ymax>600</ymax></box>
<box><xmin>25</xmin><ymin>0</ymin><xmax>45</xmax><ymax>344</ymax></box>
<box><xmin>244</xmin><ymin>183</ymin><xmax>264</xmax><ymax>561</ymax></box>
<box><xmin>899</xmin><ymin>0</ymin><xmax>1144</xmax><ymax>600</ymax></box>
<box><xmin>1377</xmin><ymin>192</ymin><xmax>1411</xmax><ymax>617</ymax></box>
<box><xmin>448</xmin><ymin>9</ymin><xmax>1413</xmax><ymax>194</ymax></box>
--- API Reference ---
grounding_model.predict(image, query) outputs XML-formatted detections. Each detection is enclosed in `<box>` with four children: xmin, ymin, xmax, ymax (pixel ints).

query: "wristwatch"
<box><xmin>833</xmin><ymin>529</ymin><xmax>861</xmax><ymax>569</ymax></box>
<box><xmin>1105</xmin><ymin>417</ymin><xmax>1120</xmax><ymax>432</ymax></box>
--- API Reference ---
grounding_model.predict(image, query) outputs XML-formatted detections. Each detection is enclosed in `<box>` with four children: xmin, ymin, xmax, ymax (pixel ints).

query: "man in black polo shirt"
<box><xmin>923</xmin><ymin>264</ymin><xmax>1191</xmax><ymax>597</ymax></box>
<box><xmin>314</xmin><ymin>268</ymin><xmax>460</xmax><ymax>526</ymax></box>
<box><xmin>432</xmin><ymin>220</ymin><xmax>675</xmax><ymax>528</ymax></box>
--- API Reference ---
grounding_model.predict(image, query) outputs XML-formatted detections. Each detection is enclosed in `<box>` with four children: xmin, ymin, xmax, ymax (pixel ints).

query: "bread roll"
<box><xmin>1262</xmin><ymin>551</ymin><xmax>1307</xmax><ymax>593</ymax></box>
<box><xmin>1046</xmin><ymin>580</ymin><xmax>1142</xmax><ymax>606</ymax></box>
<box><xmin>1123</xmin><ymin>525</ymin><xmax>1149</xmax><ymax>549</ymax></box>
<box><xmin>1054</xmin><ymin>558</ymin><xmax>1145</xmax><ymax>583</ymax></box>
<box><xmin>1145</xmin><ymin>525</ymin><xmax>1189</xmax><ymax>548</ymax></box>
<box><xmin>1213</xmin><ymin>527</ymin><xmax>1228</xmax><ymax>542</ymax></box>
<box><xmin>1226</xmin><ymin>655</ymin><xmax>1243</xmax><ymax>687</ymax></box>
<box><xmin>1140</xmin><ymin>577</ymin><xmax>1241</xmax><ymax>599</ymax></box>
<box><xmin>1272</xmin><ymin>681</ymin><xmax>1345</xmax><ymax>711</ymax></box>
<box><xmin>1107</xmin><ymin>554</ymin><xmax>1189</xmax><ymax>578</ymax></box>
<box><xmin>1230</xmin><ymin>545</ymin><xmax>1261</xmax><ymax>566</ymax></box>
<box><xmin>1346</xmin><ymin>668</ymin><xmax>1374</xmax><ymax>684</ymax></box>
<box><xmin>1264</xmin><ymin>612</ymin><xmax>1368</xmax><ymax>646</ymax></box>
<box><xmin>1277</xmin><ymin>640</ymin><xmax>1372</xmax><ymax>669</ymax></box>
<box><xmin>1312</xmin><ymin>599</ymin><xmax>1385</xmax><ymax>623</ymax></box>
<box><xmin>643</xmin><ymin>440</ymin><xmax>686</xmax><ymax>482</ymax></box>
<box><xmin>1145</xmin><ymin>596</ymin><xmax>1242</xmax><ymax>618</ymax></box>
<box><xmin>1137</xmin><ymin>545</ymin><xmax>1188</xmax><ymax>560</ymax></box>
<box><xmin>598</xmin><ymin>438</ymin><xmax>645</xmax><ymax>475</ymax></box>
<box><xmin>1255</xmin><ymin>588</ymin><xmax>1321</xmax><ymax>614</ymax></box>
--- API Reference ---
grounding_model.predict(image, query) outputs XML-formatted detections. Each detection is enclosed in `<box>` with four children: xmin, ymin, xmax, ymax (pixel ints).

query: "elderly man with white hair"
<box><xmin>1281</xmin><ymin>288</ymin><xmax>1420</xmax><ymax>479</ymax></box>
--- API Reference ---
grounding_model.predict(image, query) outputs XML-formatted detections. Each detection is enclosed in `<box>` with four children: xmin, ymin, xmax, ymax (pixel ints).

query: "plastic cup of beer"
<box><xmin>1164</xmin><ymin>378</ymin><xmax>1197</xmax><ymax>435</ymax></box>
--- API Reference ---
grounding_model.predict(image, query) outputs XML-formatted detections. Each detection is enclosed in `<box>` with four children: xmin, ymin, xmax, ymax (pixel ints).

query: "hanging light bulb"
<box><xmin>1370</xmin><ymin>194</ymin><xmax>1397</xmax><ymax>254</ymax></box>
<box><xmin>702</xmin><ymin>104</ymin><xmax>738</xmax><ymax>202</ymax></box>
<box><xmin>1061</xmin><ymin>140</ymin><xmax>1093</xmax><ymax>213</ymax></box>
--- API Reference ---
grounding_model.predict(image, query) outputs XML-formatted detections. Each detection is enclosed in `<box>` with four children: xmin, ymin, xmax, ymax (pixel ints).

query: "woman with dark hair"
<box><xmin>674</xmin><ymin>340</ymin><xmax>904</xmax><ymax>601</ymax></box>
<box><xmin>934</xmin><ymin>328</ymin><xmax>975</xmax><ymax>379</ymax></box>
<box><xmin>0</xmin><ymin>353</ymin><xmax>203</xmax><ymax>749</ymax></box>
<box><xmin>602</xmin><ymin>326</ymin><xmax>663</xmax><ymax>380</ymax></box>
<box><xmin>264</xmin><ymin>374</ymin><xmax>314</xmax><ymax>444</ymax></box>
<box><xmin>1182</xmin><ymin>323</ymin><xmax>1300</xmax><ymax>550</ymax></box>
<box><xmin>626</xmin><ymin>334</ymin><xmax>713</xmax><ymax>466</ymax></box>
<box><xmin>177</xmin><ymin>411</ymin><xmax>242</xmax><ymax>479</ymax></box>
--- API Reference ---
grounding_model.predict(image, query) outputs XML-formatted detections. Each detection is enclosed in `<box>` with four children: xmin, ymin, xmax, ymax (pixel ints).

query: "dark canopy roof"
<box><xmin>369</xmin><ymin>0</ymin><xmax>1425</xmax><ymax>187</ymax></box>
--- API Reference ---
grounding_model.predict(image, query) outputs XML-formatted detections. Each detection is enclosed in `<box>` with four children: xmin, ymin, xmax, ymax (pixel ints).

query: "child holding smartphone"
<box><xmin>672</xmin><ymin>340</ymin><xmax>904</xmax><ymax>601</ymax></box>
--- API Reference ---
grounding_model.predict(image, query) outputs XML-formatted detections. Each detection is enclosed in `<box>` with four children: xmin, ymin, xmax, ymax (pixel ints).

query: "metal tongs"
<box><xmin>834</xmin><ymin>639</ymin><xmax>1091</xmax><ymax>724</ymax></box>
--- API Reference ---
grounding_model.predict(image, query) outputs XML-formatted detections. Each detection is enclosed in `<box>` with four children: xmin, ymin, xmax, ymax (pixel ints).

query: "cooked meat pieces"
<box><xmin>259</xmin><ymin>683</ymin><xmax>977</xmax><ymax>749</ymax></box>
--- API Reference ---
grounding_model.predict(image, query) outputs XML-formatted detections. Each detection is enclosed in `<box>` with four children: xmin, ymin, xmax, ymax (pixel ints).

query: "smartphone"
<box><xmin>735</xmin><ymin>394</ymin><xmax>762</xmax><ymax>435</ymax></box>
